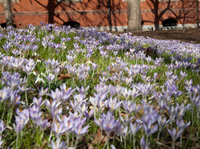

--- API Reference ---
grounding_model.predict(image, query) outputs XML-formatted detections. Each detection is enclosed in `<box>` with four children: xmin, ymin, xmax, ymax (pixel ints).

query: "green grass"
<box><xmin>0</xmin><ymin>26</ymin><xmax>199</xmax><ymax>149</ymax></box>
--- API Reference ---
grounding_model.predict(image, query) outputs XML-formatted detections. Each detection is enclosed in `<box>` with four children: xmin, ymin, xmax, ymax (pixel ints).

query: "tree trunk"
<box><xmin>197</xmin><ymin>0</ymin><xmax>199</xmax><ymax>28</ymax></box>
<box><xmin>127</xmin><ymin>0</ymin><xmax>141</xmax><ymax>31</ymax></box>
<box><xmin>3</xmin><ymin>0</ymin><xmax>13</xmax><ymax>27</ymax></box>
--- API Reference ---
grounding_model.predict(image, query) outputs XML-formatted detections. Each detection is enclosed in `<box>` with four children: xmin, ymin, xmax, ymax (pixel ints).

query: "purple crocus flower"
<box><xmin>45</xmin><ymin>58</ymin><xmax>60</xmax><ymax>70</ymax></box>
<box><xmin>46</xmin><ymin>100</ymin><xmax>62</xmax><ymax>118</ymax></box>
<box><xmin>90</xmin><ymin>92</ymin><xmax>107</xmax><ymax>113</ymax></box>
<box><xmin>59</xmin><ymin>83</ymin><xmax>75</xmax><ymax>94</ymax></box>
<box><xmin>176</xmin><ymin>119</ymin><xmax>190</xmax><ymax>130</ymax></box>
<box><xmin>13</xmin><ymin>122</ymin><xmax>25</xmax><ymax>135</ymax></box>
<box><xmin>53</xmin><ymin>67</ymin><xmax>60</xmax><ymax>75</ymax></box>
<box><xmin>36</xmin><ymin>118</ymin><xmax>51</xmax><ymax>130</ymax></box>
<box><xmin>157</xmin><ymin>116</ymin><xmax>170</xmax><ymax>129</ymax></box>
<box><xmin>185</xmin><ymin>79</ymin><xmax>193</xmax><ymax>87</ymax></box>
<box><xmin>129</xmin><ymin>122</ymin><xmax>141</xmax><ymax>136</ymax></box>
<box><xmin>0</xmin><ymin>136</ymin><xmax>3</xmax><ymax>148</ymax></box>
<box><xmin>53</xmin><ymin>85</ymin><xmax>75</xmax><ymax>103</ymax></box>
<box><xmin>180</xmin><ymin>70</ymin><xmax>187</xmax><ymax>78</ymax></box>
<box><xmin>22</xmin><ymin>64</ymin><xmax>35</xmax><ymax>75</ymax></box>
<box><xmin>108</xmin><ymin>85</ymin><xmax>117</xmax><ymax>97</ymax></box>
<box><xmin>107</xmin><ymin>97</ymin><xmax>122</xmax><ymax>111</ymax></box>
<box><xmin>193</xmin><ymin>95</ymin><xmax>200</xmax><ymax>109</ymax></box>
<box><xmin>53</xmin><ymin>43</ymin><xmax>61</xmax><ymax>49</ymax></box>
<box><xmin>94</xmin><ymin>84</ymin><xmax>108</xmax><ymax>94</ymax></box>
<box><xmin>76</xmin><ymin>86</ymin><xmax>89</xmax><ymax>96</ymax></box>
<box><xmin>140</xmin><ymin>137</ymin><xmax>149</xmax><ymax>149</ymax></box>
<box><xmin>123</xmin><ymin>100</ymin><xmax>141</xmax><ymax>114</ymax></box>
<box><xmin>137</xmin><ymin>82</ymin><xmax>153</xmax><ymax>99</ymax></box>
<box><xmin>31</xmin><ymin>45</ymin><xmax>38</xmax><ymax>51</ymax></box>
<box><xmin>84</xmin><ymin>109</ymin><xmax>94</xmax><ymax>119</ymax></box>
<box><xmin>15</xmin><ymin>108</ymin><xmax>29</xmax><ymax>124</ymax></box>
<box><xmin>12</xmin><ymin>49</ymin><xmax>21</xmax><ymax>57</ymax></box>
<box><xmin>33</xmin><ymin>97</ymin><xmax>46</xmax><ymax>107</ymax></box>
<box><xmin>73</xmin><ymin>93</ymin><xmax>87</xmax><ymax>104</ymax></box>
<box><xmin>167</xmin><ymin>127</ymin><xmax>183</xmax><ymax>141</ymax></box>
<box><xmin>49</xmin><ymin>138</ymin><xmax>66</xmax><ymax>149</ymax></box>
<box><xmin>52</xmin><ymin>121</ymin><xmax>68</xmax><ymax>137</ymax></box>
<box><xmin>131</xmin><ymin>87</ymin><xmax>141</xmax><ymax>99</ymax></box>
<box><xmin>143</xmin><ymin>121</ymin><xmax>158</xmax><ymax>137</ymax></box>
<box><xmin>99</xmin><ymin>76</ymin><xmax>108</xmax><ymax>84</ymax></box>
<box><xmin>111</xmin><ymin>144</ymin><xmax>116</xmax><ymax>149</ymax></box>
<box><xmin>0</xmin><ymin>87</ymin><xmax>12</xmax><ymax>102</ymax></box>
<box><xmin>3</xmin><ymin>43</ymin><xmax>11</xmax><ymax>52</ymax></box>
<box><xmin>62</xmin><ymin>115</ymin><xmax>73</xmax><ymax>135</ymax></box>
<box><xmin>167</xmin><ymin>105</ymin><xmax>179</xmax><ymax>123</ymax></box>
<box><xmin>92</xmin><ymin>62</ymin><xmax>98</xmax><ymax>70</ymax></box>
<box><xmin>154</xmin><ymin>57</ymin><xmax>164</xmax><ymax>66</ymax></box>
<box><xmin>13</xmin><ymin>109</ymin><xmax>29</xmax><ymax>134</ymax></box>
<box><xmin>176</xmin><ymin>103</ymin><xmax>191</xmax><ymax>119</ymax></box>
<box><xmin>0</xmin><ymin>52</ymin><xmax>4</xmax><ymax>58</ymax></box>
<box><xmin>119</xmin><ymin>125</ymin><xmax>129</xmax><ymax>138</ymax></box>
<box><xmin>47</xmin><ymin>88</ymin><xmax>62</xmax><ymax>101</ymax></box>
<box><xmin>123</xmin><ymin>76</ymin><xmax>133</xmax><ymax>86</ymax></box>
<box><xmin>46</xmin><ymin>73</ymin><xmax>55</xmax><ymax>82</ymax></box>
<box><xmin>121</xmin><ymin>87</ymin><xmax>132</xmax><ymax>99</ymax></box>
<box><xmin>0</xmin><ymin>120</ymin><xmax>5</xmax><ymax>134</ymax></box>
<box><xmin>75</xmin><ymin>102</ymin><xmax>88</xmax><ymax>117</ymax></box>
<box><xmin>94</xmin><ymin>111</ymin><xmax>121</xmax><ymax>136</ymax></box>
<box><xmin>10</xmin><ymin>91</ymin><xmax>21</xmax><ymax>105</ymax></box>
<box><xmin>10</xmin><ymin>57</ymin><xmax>25</xmax><ymax>70</ymax></box>
<box><xmin>74</xmin><ymin>122</ymin><xmax>89</xmax><ymax>139</ymax></box>
<box><xmin>66</xmin><ymin>55</ymin><xmax>76</xmax><ymax>63</ymax></box>
<box><xmin>29</xmin><ymin>104</ymin><xmax>42</xmax><ymax>122</ymax></box>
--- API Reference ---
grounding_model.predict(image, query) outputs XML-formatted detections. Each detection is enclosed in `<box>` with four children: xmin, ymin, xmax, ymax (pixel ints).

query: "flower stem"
<box><xmin>84</xmin><ymin>78</ymin><xmax>86</xmax><ymax>87</ymax></box>
<box><xmin>16</xmin><ymin>133</ymin><xmax>19</xmax><ymax>149</ymax></box>
<box><xmin>192</xmin><ymin>104</ymin><xmax>194</xmax><ymax>127</ymax></box>
<box><xmin>180</xmin><ymin>134</ymin><xmax>182</xmax><ymax>148</ymax></box>
<box><xmin>75</xmin><ymin>137</ymin><xmax>79</xmax><ymax>148</ymax></box>
<box><xmin>157</xmin><ymin>129</ymin><xmax>161</xmax><ymax>143</ymax></box>
<box><xmin>67</xmin><ymin>134</ymin><xmax>69</xmax><ymax>147</ymax></box>
<box><xmin>106</xmin><ymin>134</ymin><xmax>109</xmax><ymax>149</ymax></box>
<box><xmin>48</xmin><ymin>118</ymin><xmax>55</xmax><ymax>142</ymax></box>
<box><xmin>172</xmin><ymin>140</ymin><xmax>175</xmax><ymax>149</ymax></box>
<box><xmin>133</xmin><ymin>136</ymin><xmax>136</xmax><ymax>149</ymax></box>
<box><xmin>1</xmin><ymin>103</ymin><xmax>5</xmax><ymax>120</ymax></box>
<box><xmin>197</xmin><ymin>111</ymin><xmax>200</xmax><ymax>138</ymax></box>
<box><xmin>124</xmin><ymin>136</ymin><xmax>127</xmax><ymax>149</ymax></box>
<box><xmin>25</xmin><ymin>83</ymin><xmax>28</xmax><ymax>105</ymax></box>
<box><xmin>71</xmin><ymin>134</ymin><xmax>74</xmax><ymax>147</ymax></box>
<box><xmin>41</xmin><ymin>129</ymin><xmax>44</xmax><ymax>141</ymax></box>
<box><xmin>7</xmin><ymin>104</ymin><xmax>14</xmax><ymax>125</ymax></box>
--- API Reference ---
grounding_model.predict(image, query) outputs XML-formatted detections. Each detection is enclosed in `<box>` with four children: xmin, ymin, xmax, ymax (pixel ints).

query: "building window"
<box><xmin>158</xmin><ymin>0</ymin><xmax>179</xmax><ymax>1</ymax></box>
<box><xmin>57</xmin><ymin>0</ymin><xmax>82</xmax><ymax>2</ymax></box>
<box><xmin>0</xmin><ymin>0</ymin><xmax>18</xmax><ymax>3</ymax></box>
<box><xmin>122</xmin><ymin>0</ymin><xmax>145</xmax><ymax>2</ymax></box>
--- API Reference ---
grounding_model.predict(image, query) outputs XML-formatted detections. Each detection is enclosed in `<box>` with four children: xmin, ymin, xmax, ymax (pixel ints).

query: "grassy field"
<box><xmin>0</xmin><ymin>24</ymin><xmax>199</xmax><ymax>149</ymax></box>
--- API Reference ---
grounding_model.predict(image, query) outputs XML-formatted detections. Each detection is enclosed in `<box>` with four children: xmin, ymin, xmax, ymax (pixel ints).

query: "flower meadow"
<box><xmin>0</xmin><ymin>24</ymin><xmax>200</xmax><ymax>149</ymax></box>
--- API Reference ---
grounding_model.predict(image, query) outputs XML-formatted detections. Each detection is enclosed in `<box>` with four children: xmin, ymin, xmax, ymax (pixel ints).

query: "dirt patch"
<box><xmin>109</xmin><ymin>28</ymin><xmax>200</xmax><ymax>44</ymax></box>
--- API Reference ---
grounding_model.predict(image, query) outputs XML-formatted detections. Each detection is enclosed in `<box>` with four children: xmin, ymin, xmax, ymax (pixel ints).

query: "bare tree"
<box><xmin>3</xmin><ymin>0</ymin><xmax>13</xmax><ymax>27</ymax></box>
<box><xmin>197</xmin><ymin>0</ymin><xmax>199</xmax><ymax>27</ymax></box>
<box><xmin>127</xmin><ymin>0</ymin><xmax>141</xmax><ymax>31</ymax></box>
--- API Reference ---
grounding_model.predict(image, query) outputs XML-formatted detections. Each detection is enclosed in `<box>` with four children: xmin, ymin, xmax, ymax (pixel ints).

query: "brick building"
<box><xmin>0</xmin><ymin>0</ymin><xmax>199</xmax><ymax>31</ymax></box>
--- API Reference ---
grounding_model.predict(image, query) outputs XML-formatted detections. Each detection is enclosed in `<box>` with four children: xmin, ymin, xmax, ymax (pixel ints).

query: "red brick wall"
<box><xmin>0</xmin><ymin>0</ymin><xmax>199</xmax><ymax>28</ymax></box>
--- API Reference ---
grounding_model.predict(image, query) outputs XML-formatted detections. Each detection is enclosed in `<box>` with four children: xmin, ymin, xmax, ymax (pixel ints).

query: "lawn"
<box><xmin>0</xmin><ymin>24</ymin><xmax>199</xmax><ymax>149</ymax></box>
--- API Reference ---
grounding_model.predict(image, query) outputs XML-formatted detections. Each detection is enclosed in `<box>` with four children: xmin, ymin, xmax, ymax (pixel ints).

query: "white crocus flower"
<box><xmin>36</xmin><ymin>59</ymin><xmax>41</xmax><ymax>63</ymax></box>
<box><xmin>32</xmin><ymin>52</ymin><xmax>39</xmax><ymax>56</ymax></box>
<box><xmin>35</xmin><ymin>75</ymin><xmax>45</xmax><ymax>84</ymax></box>
<box><xmin>40</xmin><ymin>73</ymin><xmax>46</xmax><ymax>77</ymax></box>
<box><xmin>30</xmin><ymin>71</ymin><xmax>37</xmax><ymax>75</ymax></box>
<box><xmin>86</xmin><ymin>60</ymin><xmax>92</xmax><ymax>65</ymax></box>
